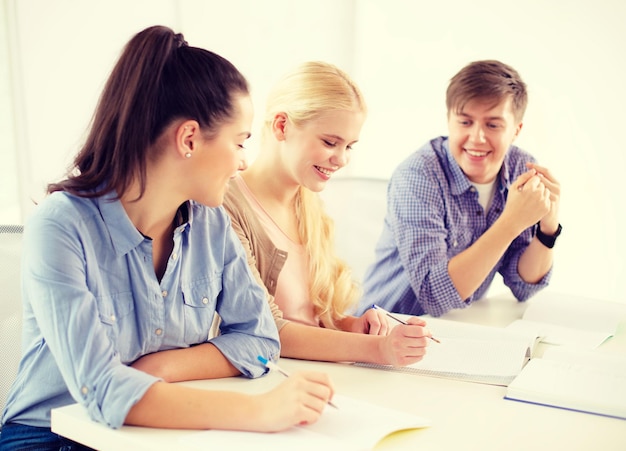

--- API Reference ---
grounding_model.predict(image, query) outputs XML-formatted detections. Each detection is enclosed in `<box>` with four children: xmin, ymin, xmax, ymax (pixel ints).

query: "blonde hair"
<box><xmin>264</xmin><ymin>61</ymin><xmax>366</xmax><ymax>329</ymax></box>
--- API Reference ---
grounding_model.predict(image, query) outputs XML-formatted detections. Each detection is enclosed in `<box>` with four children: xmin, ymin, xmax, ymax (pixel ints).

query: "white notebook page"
<box><xmin>179</xmin><ymin>394</ymin><xmax>430</xmax><ymax>451</ymax></box>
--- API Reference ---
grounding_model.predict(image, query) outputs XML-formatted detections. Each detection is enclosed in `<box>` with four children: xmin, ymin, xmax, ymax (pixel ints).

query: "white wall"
<box><xmin>3</xmin><ymin>0</ymin><xmax>356</xmax><ymax>209</ymax></box>
<box><xmin>178</xmin><ymin>0</ymin><xmax>357</xmax><ymax>163</ymax></box>
<box><xmin>2</xmin><ymin>0</ymin><xmax>625</xmax><ymax>303</ymax></box>
<box><xmin>6</xmin><ymin>0</ymin><xmax>181</xmax><ymax>210</ymax></box>
<box><xmin>0</xmin><ymin>0</ymin><xmax>20</xmax><ymax>222</ymax></box>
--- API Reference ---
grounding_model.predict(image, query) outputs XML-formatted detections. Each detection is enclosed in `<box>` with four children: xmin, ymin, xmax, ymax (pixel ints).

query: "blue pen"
<box><xmin>257</xmin><ymin>356</ymin><xmax>339</xmax><ymax>409</ymax></box>
<box><xmin>372</xmin><ymin>304</ymin><xmax>441</xmax><ymax>343</ymax></box>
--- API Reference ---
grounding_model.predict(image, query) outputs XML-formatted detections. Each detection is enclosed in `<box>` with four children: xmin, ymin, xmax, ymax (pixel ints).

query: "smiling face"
<box><xmin>447</xmin><ymin>96</ymin><xmax>522</xmax><ymax>184</ymax></box>
<box><xmin>280</xmin><ymin>109</ymin><xmax>365</xmax><ymax>192</ymax></box>
<box><xmin>193</xmin><ymin>94</ymin><xmax>253</xmax><ymax>207</ymax></box>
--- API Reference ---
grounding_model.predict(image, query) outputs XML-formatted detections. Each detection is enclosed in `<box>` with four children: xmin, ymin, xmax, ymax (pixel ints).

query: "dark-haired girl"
<box><xmin>0</xmin><ymin>25</ymin><xmax>333</xmax><ymax>451</ymax></box>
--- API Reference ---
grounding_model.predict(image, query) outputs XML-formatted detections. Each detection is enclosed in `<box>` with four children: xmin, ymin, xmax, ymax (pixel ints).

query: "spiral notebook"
<box><xmin>356</xmin><ymin>318</ymin><xmax>539</xmax><ymax>386</ymax></box>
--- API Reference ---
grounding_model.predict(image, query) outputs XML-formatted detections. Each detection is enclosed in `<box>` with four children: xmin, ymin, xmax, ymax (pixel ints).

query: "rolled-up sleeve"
<box><xmin>209</xmin><ymin>226</ymin><xmax>281</xmax><ymax>378</ymax></box>
<box><xmin>24</xmin><ymin>218</ymin><xmax>160</xmax><ymax>429</ymax></box>
<box><xmin>5</xmin><ymin>195</ymin><xmax>281</xmax><ymax>431</ymax></box>
<box><xmin>499</xmin><ymin>227</ymin><xmax>553</xmax><ymax>301</ymax></box>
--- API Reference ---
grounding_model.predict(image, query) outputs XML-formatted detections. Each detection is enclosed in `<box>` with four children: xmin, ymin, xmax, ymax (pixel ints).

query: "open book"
<box><xmin>179</xmin><ymin>394</ymin><xmax>430</xmax><ymax>451</ymax></box>
<box><xmin>505</xmin><ymin>347</ymin><xmax>626</xmax><ymax>420</ymax></box>
<box><xmin>356</xmin><ymin>318</ymin><xmax>538</xmax><ymax>386</ymax></box>
<box><xmin>505</xmin><ymin>292</ymin><xmax>626</xmax><ymax>348</ymax></box>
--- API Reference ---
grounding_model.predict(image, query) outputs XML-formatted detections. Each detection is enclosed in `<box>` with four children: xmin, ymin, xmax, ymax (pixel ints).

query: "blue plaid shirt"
<box><xmin>2</xmin><ymin>191</ymin><xmax>279</xmax><ymax>430</ymax></box>
<box><xmin>357</xmin><ymin>136</ymin><xmax>551</xmax><ymax>317</ymax></box>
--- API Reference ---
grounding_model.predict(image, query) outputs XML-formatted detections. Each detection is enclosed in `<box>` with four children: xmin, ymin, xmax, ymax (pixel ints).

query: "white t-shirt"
<box><xmin>470</xmin><ymin>180</ymin><xmax>497</xmax><ymax>213</ymax></box>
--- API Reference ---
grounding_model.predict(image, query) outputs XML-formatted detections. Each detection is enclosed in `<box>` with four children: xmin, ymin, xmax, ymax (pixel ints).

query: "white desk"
<box><xmin>51</xmin><ymin>292</ymin><xmax>626</xmax><ymax>451</ymax></box>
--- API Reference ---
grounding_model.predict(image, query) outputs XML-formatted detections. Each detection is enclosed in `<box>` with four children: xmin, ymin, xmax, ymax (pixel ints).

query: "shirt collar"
<box><xmin>97</xmin><ymin>192</ymin><xmax>192</xmax><ymax>256</ymax></box>
<box><xmin>498</xmin><ymin>152</ymin><xmax>513</xmax><ymax>193</ymax></box>
<box><xmin>174</xmin><ymin>201</ymin><xmax>192</xmax><ymax>232</ymax></box>
<box><xmin>444</xmin><ymin>140</ymin><xmax>473</xmax><ymax>196</ymax></box>
<box><xmin>445</xmin><ymin>140</ymin><xmax>513</xmax><ymax>195</ymax></box>
<box><xmin>97</xmin><ymin>191</ymin><xmax>144</xmax><ymax>256</ymax></box>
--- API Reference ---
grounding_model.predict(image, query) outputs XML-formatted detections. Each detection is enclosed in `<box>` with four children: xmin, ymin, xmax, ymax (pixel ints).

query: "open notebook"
<box><xmin>505</xmin><ymin>292</ymin><xmax>626</xmax><ymax>347</ymax></box>
<box><xmin>179</xmin><ymin>394</ymin><xmax>430</xmax><ymax>450</ymax></box>
<box><xmin>356</xmin><ymin>318</ymin><xmax>539</xmax><ymax>386</ymax></box>
<box><xmin>505</xmin><ymin>347</ymin><xmax>626</xmax><ymax>420</ymax></box>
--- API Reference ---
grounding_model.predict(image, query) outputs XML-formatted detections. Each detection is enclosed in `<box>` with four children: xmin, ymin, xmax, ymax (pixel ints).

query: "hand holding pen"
<box><xmin>372</xmin><ymin>304</ymin><xmax>441</xmax><ymax>343</ymax></box>
<box><xmin>367</xmin><ymin>305</ymin><xmax>438</xmax><ymax>367</ymax></box>
<box><xmin>258</xmin><ymin>356</ymin><xmax>338</xmax><ymax>410</ymax></box>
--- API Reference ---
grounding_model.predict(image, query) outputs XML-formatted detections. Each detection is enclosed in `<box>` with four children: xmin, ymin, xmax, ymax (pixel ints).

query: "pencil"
<box><xmin>372</xmin><ymin>304</ymin><xmax>441</xmax><ymax>343</ymax></box>
<box><xmin>257</xmin><ymin>356</ymin><xmax>339</xmax><ymax>409</ymax></box>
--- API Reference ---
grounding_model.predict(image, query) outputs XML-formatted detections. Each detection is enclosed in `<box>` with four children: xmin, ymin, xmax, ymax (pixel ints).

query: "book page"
<box><xmin>506</xmin><ymin>293</ymin><xmax>626</xmax><ymax>347</ymax></box>
<box><xmin>178</xmin><ymin>394</ymin><xmax>430</xmax><ymax>451</ymax></box>
<box><xmin>505</xmin><ymin>319</ymin><xmax>610</xmax><ymax>347</ymax></box>
<box><xmin>542</xmin><ymin>346</ymin><xmax>626</xmax><ymax>374</ymax></box>
<box><xmin>505</xmin><ymin>357</ymin><xmax>626</xmax><ymax>420</ymax></box>
<box><xmin>395</xmin><ymin>337</ymin><xmax>530</xmax><ymax>385</ymax></box>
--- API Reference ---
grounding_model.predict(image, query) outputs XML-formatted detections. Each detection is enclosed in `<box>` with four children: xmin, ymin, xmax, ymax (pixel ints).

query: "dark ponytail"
<box><xmin>49</xmin><ymin>25</ymin><xmax>249</xmax><ymax>199</ymax></box>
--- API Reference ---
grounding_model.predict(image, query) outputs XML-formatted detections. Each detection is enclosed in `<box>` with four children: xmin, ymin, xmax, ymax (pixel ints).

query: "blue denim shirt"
<box><xmin>2</xmin><ymin>190</ymin><xmax>279</xmax><ymax>429</ymax></box>
<box><xmin>358</xmin><ymin>136</ymin><xmax>551</xmax><ymax>317</ymax></box>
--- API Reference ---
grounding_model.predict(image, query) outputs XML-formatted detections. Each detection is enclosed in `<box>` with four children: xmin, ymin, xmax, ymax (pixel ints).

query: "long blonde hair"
<box><xmin>263</xmin><ymin>61</ymin><xmax>367</xmax><ymax>329</ymax></box>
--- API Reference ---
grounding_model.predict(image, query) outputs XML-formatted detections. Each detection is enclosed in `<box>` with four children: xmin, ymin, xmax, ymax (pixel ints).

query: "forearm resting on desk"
<box><xmin>125</xmin><ymin>382</ymin><xmax>253</xmax><ymax>429</ymax></box>
<box><xmin>279</xmin><ymin>321</ymin><xmax>429</xmax><ymax>367</ymax></box>
<box><xmin>130</xmin><ymin>342</ymin><xmax>240</xmax><ymax>382</ymax></box>
<box><xmin>125</xmin><ymin>372</ymin><xmax>334</xmax><ymax>432</ymax></box>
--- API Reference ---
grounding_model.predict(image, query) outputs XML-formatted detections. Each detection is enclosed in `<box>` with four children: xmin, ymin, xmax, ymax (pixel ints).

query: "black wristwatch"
<box><xmin>535</xmin><ymin>222</ymin><xmax>562</xmax><ymax>249</ymax></box>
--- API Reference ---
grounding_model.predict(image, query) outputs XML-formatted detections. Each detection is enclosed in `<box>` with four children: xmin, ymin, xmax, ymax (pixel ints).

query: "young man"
<box><xmin>358</xmin><ymin>60</ymin><xmax>562</xmax><ymax>317</ymax></box>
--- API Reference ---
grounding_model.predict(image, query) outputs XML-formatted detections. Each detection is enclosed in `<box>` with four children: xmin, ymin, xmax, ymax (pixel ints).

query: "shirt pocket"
<box><xmin>181</xmin><ymin>273</ymin><xmax>222</xmax><ymax>344</ymax></box>
<box><xmin>446</xmin><ymin>228</ymin><xmax>474</xmax><ymax>257</ymax></box>
<box><xmin>96</xmin><ymin>291</ymin><xmax>136</xmax><ymax>356</ymax></box>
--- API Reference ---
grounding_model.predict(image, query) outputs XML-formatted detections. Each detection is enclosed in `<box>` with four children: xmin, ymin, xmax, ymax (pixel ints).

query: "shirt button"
<box><xmin>453</xmin><ymin>240</ymin><xmax>458</xmax><ymax>247</ymax></box>
<box><xmin>81</xmin><ymin>386</ymin><xmax>88</xmax><ymax>395</ymax></box>
<box><xmin>171</xmin><ymin>253</ymin><xmax>178</xmax><ymax>260</ymax></box>
<box><xmin>162</xmin><ymin>290</ymin><xmax>168</xmax><ymax>297</ymax></box>
<box><xmin>110</xmin><ymin>314</ymin><xmax>116</xmax><ymax>322</ymax></box>
<box><xmin>202</xmin><ymin>297</ymin><xmax>209</xmax><ymax>305</ymax></box>
<box><xmin>155</xmin><ymin>328</ymin><xmax>163</xmax><ymax>336</ymax></box>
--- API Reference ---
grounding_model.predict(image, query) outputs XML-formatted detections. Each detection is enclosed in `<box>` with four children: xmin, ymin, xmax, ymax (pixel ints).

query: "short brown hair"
<box><xmin>446</xmin><ymin>60</ymin><xmax>527</xmax><ymax>121</ymax></box>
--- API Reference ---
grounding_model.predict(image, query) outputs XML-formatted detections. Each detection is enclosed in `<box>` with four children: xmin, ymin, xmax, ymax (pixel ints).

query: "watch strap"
<box><xmin>535</xmin><ymin>222</ymin><xmax>562</xmax><ymax>249</ymax></box>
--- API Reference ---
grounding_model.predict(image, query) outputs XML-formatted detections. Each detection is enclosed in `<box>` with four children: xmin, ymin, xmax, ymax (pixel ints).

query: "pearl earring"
<box><xmin>185</xmin><ymin>152</ymin><xmax>192</xmax><ymax>158</ymax></box>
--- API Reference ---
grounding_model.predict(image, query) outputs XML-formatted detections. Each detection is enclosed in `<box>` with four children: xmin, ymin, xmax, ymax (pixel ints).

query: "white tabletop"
<box><xmin>51</xmin><ymin>291</ymin><xmax>626</xmax><ymax>451</ymax></box>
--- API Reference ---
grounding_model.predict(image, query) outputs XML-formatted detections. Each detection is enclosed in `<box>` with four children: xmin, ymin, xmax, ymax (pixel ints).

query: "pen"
<box><xmin>372</xmin><ymin>304</ymin><xmax>441</xmax><ymax>343</ymax></box>
<box><xmin>257</xmin><ymin>356</ymin><xmax>339</xmax><ymax>409</ymax></box>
